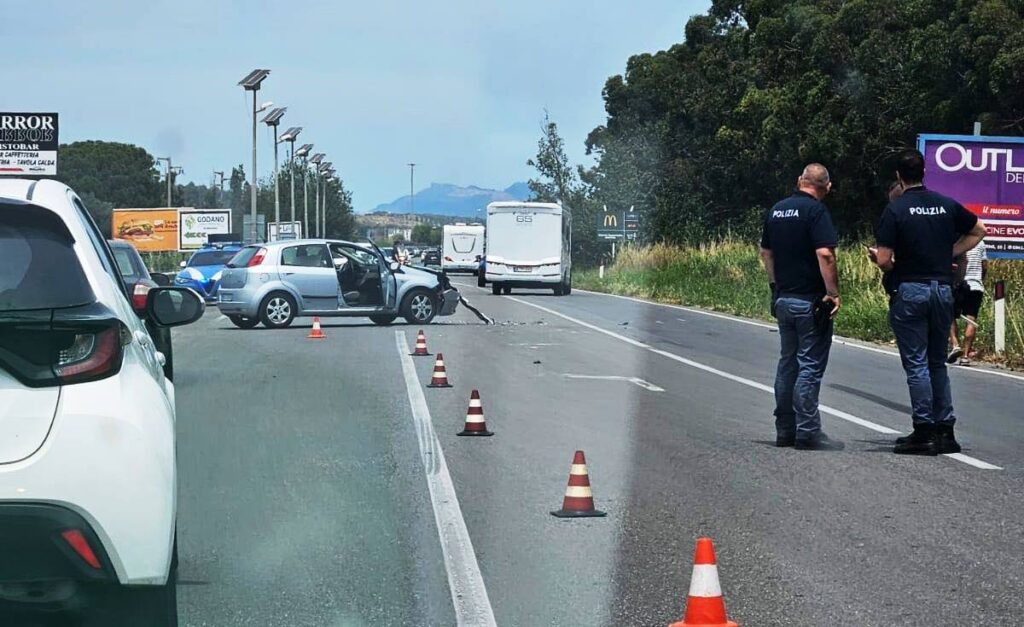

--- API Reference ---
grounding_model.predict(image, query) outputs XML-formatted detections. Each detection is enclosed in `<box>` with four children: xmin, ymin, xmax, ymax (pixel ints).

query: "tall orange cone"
<box><xmin>427</xmin><ymin>353</ymin><xmax>452</xmax><ymax>388</ymax></box>
<box><xmin>307</xmin><ymin>316</ymin><xmax>326</xmax><ymax>339</ymax></box>
<box><xmin>668</xmin><ymin>537</ymin><xmax>738</xmax><ymax>627</ymax></box>
<box><xmin>457</xmin><ymin>390</ymin><xmax>493</xmax><ymax>436</ymax></box>
<box><xmin>411</xmin><ymin>329</ymin><xmax>431</xmax><ymax>356</ymax></box>
<box><xmin>550</xmin><ymin>450</ymin><xmax>606</xmax><ymax>518</ymax></box>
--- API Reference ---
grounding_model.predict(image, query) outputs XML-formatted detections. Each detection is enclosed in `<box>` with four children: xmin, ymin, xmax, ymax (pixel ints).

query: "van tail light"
<box><xmin>247</xmin><ymin>247</ymin><xmax>267</xmax><ymax>267</ymax></box>
<box><xmin>61</xmin><ymin>529</ymin><xmax>102</xmax><ymax>569</ymax></box>
<box><xmin>131</xmin><ymin>282</ymin><xmax>151</xmax><ymax>312</ymax></box>
<box><xmin>0</xmin><ymin>303</ymin><xmax>126</xmax><ymax>387</ymax></box>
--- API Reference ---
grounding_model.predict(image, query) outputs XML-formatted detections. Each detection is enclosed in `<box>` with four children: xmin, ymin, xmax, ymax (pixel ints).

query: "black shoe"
<box><xmin>893</xmin><ymin>424</ymin><xmax>938</xmax><ymax>455</ymax></box>
<box><xmin>795</xmin><ymin>433</ymin><xmax>845</xmax><ymax>451</ymax></box>
<box><xmin>776</xmin><ymin>433</ymin><xmax>796</xmax><ymax>447</ymax></box>
<box><xmin>934</xmin><ymin>423</ymin><xmax>962</xmax><ymax>454</ymax></box>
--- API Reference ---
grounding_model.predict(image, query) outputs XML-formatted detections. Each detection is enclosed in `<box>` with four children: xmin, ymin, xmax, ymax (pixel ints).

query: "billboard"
<box><xmin>596</xmin><ymin>206</ymin><xmax>639</xmax><ymax>242</ymax></box>
<box><xmin>0</xmin><ymin>112</ymin><xmax>58</xmax><ymax>176</ymax></box>
<box><xmin>919</xmin><ymin>134</ymin><xmax>1024</xmax><ymax>259</ymax></box>
<box><xmin>179</xmin><ymin>209</ymin><xmax>232</xmax><ymax>250</ymax></box>
<box><xmin>112</xmin><ymin>208</ymin><xmax>180</xmax><ymax>252</ymax></box>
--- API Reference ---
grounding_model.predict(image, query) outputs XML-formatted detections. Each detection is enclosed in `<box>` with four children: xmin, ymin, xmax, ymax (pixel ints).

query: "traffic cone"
<box><xmin>427</xmin><ymin>353</ymin><xmax>452</xmax><ymax>388</ymax></box>
<box><xmin>307</xmin><ymin>316</ymin><xmax>326</xmax><ymax>339</ymax></box>
<box><xmin>411</xmin><ymin>329</ymin><xmax>431</xmax><ymax>356</ymax></box>
<box><xmin>550</xmin><ymin>450</ymin><xmax>606</xmax><ymax>518</ymax></box>
<box><xmin>668</xmin><ymin>537</ymin><xmax>738</xmax><ymax>627</ymax></box>
<box><xmin>457</xmin><ymin>390</ymin><xmax>493</xmax><ymax>436</ymax></box>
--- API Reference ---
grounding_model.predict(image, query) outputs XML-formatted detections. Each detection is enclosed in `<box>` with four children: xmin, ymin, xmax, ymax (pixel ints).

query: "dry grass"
<box><xmin>577</xmin><ymin>241</ymin><xmax>1024</xmax><ymax>367</ymax></box>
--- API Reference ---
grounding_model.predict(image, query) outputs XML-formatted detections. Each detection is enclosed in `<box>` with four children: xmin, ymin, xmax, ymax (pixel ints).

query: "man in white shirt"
<box><xmin>948</xmin><ymin>242</ymin><xmax>987</xmax><ymax>366</ymax></box>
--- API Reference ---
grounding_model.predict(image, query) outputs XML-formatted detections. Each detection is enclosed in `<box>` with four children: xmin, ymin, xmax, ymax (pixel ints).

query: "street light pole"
<box><xmin>302</xmin><ymin>153</ymin><xmax>309</xmax><ymax>237</ymax></box>
<box><xmin>261</xmin><ymin>107</ymin><xmax>287</xmax><ymax>227</ymax></box>
<box><xmin>157</xmin><ymin>157</ymin><xmax>171</xmax><ymax>206</ymax></box>
<box><xmin>408</xmin><ymin>163</ymin><xmax>415</xmax><ymax>215</ymax></box>
<box><xmin>238</xmin><ymin>69</ymin><xmax>270</xmax><ymax>243</ymax></box>
<box><xmin>289</xmin><ymin>142</ymin><xmax>295</xmax><ymax>222</ymax></box>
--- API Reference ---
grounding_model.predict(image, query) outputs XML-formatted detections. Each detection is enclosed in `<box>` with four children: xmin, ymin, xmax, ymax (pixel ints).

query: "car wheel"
<box><xmin>401</xmin><ymin>289</ymin><xmax>438</xmax><ymax>324</ymax></box>
<box><xmin>259</xmin><ymin>292</ymin><xmax>297</xmax><ymax>328</ymax></box>
<box><xmin>553</xmin><ymin>285</ymin><xmax>563</xmax><ymax>296</ymax></box>
<box><xmin>478</xmin><ymin>273</ymin><xmax>486</xmax><ymax>288</ymax></box>
<box><xmin>502</xmin><ymin>286</ymin><xmax>512</xmax><ymax>295</ymax></box>
<box><xmin>369</xmin><ymin>314</ymin><xmax>397</xmax><ymax>326</ymax></box>
<box><xmin>492</xmin><ymin>283</ymin><xmax>501</xmax><ymax>296</ymax></box>
<box><xmin>565</xmin><ymin>274</ymin><xmax>572</xmax><ymax>295</ymax></box>
<box><xmin>228</xmin><ymin>314</ymin><xmax>259</xmax><ymax>329</ymax></box>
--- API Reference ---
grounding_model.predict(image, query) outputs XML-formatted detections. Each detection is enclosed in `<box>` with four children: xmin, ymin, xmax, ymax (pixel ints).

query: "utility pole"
<box><xmin>408</xmin><ymin>163</ymin><xmax>416</xmax><ymax>215</ymax></box>
<box><xmin>213</xmin><ymin>170</ymin><xmax>225</xmax><ymax>208</ymax></box>
<box><xmin>157</xmin><ymin>157</ymin><xmax>172</xmax><ymax>206</ymax></box>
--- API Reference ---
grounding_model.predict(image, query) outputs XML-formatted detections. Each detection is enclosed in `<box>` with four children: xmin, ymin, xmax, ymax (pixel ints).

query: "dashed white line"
<box><xmin>394</xmin><ymin>331</ymin><xmax>497</xmax><ymax>626</ymax></box>
<box><xmin>508</xmin><ymin>296</ymin><xmax>1002</xmax><ymax>470</ymax></box>
<box><xmin>563</xmin><ymin>374</ymin><xmax>665</xmax><ymax>392</ymax></box>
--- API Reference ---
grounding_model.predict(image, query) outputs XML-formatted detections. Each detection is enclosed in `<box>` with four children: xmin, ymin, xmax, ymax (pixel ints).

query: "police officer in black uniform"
<box><xmin>760</xmin><ymin>164</ymin><xmax>842</xmax><ymax>450</ymax></box>
<box><xmin>870</xmin><ymin>149</ymin><xmax>986</xmax><ymax>455</ymax></box>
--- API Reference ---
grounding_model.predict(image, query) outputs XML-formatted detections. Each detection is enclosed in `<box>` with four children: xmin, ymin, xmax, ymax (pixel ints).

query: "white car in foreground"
<box><xmin>0</xmin><ymin>179</ymin><xmax>204</xmax><ymax>625</ymax></box>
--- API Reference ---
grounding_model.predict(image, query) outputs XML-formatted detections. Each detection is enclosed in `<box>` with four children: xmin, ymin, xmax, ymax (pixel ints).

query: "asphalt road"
<box><xmin>163</xmin><ymin>282</ymin><xmax>1023</xmax><ymax>625</ymax></box>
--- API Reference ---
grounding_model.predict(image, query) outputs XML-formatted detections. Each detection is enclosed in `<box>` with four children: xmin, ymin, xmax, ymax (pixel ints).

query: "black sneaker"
<box><xmin>795</xmin><ymin>433</ymin><xmax>845</xmax><ymax>451</ymax></box>
<box><xmin>893</xmin><ymin>424</ymin><xmax>937</xmax><ymax>455</ymax></box>
<box><xmin>776</xmin><ymin>433</ymin><xmax>796</xmax><ymax>447</ymax></box>
<box><xmin>934</xmin><ymin>423</ymin><xmax>962</xmax><ymax>454</ymax></box>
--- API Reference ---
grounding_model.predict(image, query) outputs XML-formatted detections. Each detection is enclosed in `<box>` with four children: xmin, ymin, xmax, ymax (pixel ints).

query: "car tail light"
<box><xmin>61</xmin><ymin>529</ymin><xmax>102</xmax><ymax>569</ymax></box>
<box><xmin>247</xmin><ymin>247</ymin><xmax>267</xmax><ymax>267</ymax></box>
<box><xmin>0</xmin><ymin>303</ymin><xmax>126</xmax><ymax>387</ymax></box>
<box><xmin>131</xmin><ymin>282</ymin><xmax>151</xmax><ymax>312</ymax></box>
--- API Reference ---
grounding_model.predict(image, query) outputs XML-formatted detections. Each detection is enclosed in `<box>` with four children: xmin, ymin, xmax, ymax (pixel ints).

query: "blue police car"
<box><xmin>175</xmin><ymin>241</ymin><xmax>244</xmax><ymax>301</ymax></box>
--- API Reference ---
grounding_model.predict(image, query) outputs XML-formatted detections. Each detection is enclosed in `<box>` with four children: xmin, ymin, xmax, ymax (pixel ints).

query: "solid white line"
<box><xmin>574</xmin><ymin>288</ymin><xmax>1024</xmax><ymax>384</ymax></box>
<box><xmin>394</xmin><ymin>331</ymin><xmax>497</xmax><ymax>626</ymax></box>
<box><xmin>509</xmin><ymin>297</ymin><xmax>1003</xmax><ymax>469</ymax></box>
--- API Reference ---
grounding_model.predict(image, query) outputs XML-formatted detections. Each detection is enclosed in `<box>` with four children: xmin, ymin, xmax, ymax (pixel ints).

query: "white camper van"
<box><xmin>484</xmin><ymin>202</ymin><xmax>571</xmax><ymax>295</ymax></box>
<box><xmin>441</xmin><ymin>223</ymin><xmax>485</xmax><ymax>273</ymax></box>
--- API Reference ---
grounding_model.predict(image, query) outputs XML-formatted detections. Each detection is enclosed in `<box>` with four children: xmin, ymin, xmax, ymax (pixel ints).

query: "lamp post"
<box><xmin>320</xmin><ymin>162</ymin><xmax>333</xmax><ymax>237</ymax></box>
<box><xmin>237</xmin><ymin>69</ymin><xmax>270</xmax><ymax>243</ymax></box>
<box><xmin>261</xmin><ymin>107</ymin><xmax>287</xmax><ymax>225</ymax></box>
<box><xmin>213</xmin><ymin>170</ymin><xmax>226</xmax><ymax>208</ymax></box>
<box><xmin>407</xmin><ymin>163</ymin><xmax>416</xmax><ymax>215</ymax></box>
<box><xmin>157</xmin><ymin>157</ymin><xmax>172</xmax><ymax>206</ymax></box>
<box><xmin>281</xmin><ymin>129</ymin><xmax>303</xmax><ymax>224</ymax></box>
<box><xmin>323</xmin><ymin>169</ymin><xmax>335</xmax><ymax>237</ymax></box>
<box><xmin>310</xmin><ymin>153</ymin><xmax>325</xmax><ymax>237</ymax></box>
<box><xmin>295</xmin><ymin>144</ymin><xmax>312</xmax><ymax>236</ymax></box>
<box><xmin>169</xmin><ymin>166</ymin><xmax>183</xmax><ymax>205</ymax></box>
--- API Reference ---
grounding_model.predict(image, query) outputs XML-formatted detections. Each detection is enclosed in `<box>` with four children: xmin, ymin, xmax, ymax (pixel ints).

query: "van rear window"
<box><xmin>0</xmin><ymin>204</ymin><xmax>94</xmax><ymax>311</ymax></box>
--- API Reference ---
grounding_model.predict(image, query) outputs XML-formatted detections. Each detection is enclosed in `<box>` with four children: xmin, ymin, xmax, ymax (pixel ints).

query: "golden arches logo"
<box><xmin>603</xmin><ymin>214</ymin><xmax>617</xmax><ymax>227</ymax></box>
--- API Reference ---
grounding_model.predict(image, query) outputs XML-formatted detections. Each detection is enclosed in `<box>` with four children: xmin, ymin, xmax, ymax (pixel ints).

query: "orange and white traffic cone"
<box><xmin>668</xmin><ymin>537</ymin><xmax>738</xmax><ymax>627</ymax></box>
<box><xmin>550</xmin><ymin>450</ymin><xmax>606</xmax><ymax>518</ymax></box>
<box><xmin>411</xmin><ymin>329</ymin><xmax>431</xmax><ymax>356</ymax></box>
<box><xmin>427</xmin><ymin>353</ymin><xmax>452</xmax><ymax>388</ymax></box>
<box><xmin>457</xmin><ymin>390</ymin><xmax>493</xmax><ymax>436</ymax></box>
<box><xmin>307</xmin><ymin>316</ymin><xmax>326</xmax><ymax>339</ymax></box>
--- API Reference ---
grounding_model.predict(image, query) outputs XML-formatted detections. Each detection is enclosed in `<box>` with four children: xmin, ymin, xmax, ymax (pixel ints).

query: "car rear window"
<box><xmin>189</xmin><ymin>250</ymin><xmax>237</xmax><ymax>267</ymax></box>
<box><xmin>111</xmin><ymin>247</ymin><xmax>143</xmax><ymax>281</ymax></box>
<box><xmin>226</xmin><ymin>246</ymin><xmax>259</xmax><ymax>267</ymax></box>
<box><xmin>0</xmin><ymin>203</ymin><xmax>94</xmax><ymax>311</ymax></box>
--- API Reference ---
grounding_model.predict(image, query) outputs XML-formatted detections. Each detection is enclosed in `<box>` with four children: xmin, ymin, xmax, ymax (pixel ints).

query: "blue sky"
<box><xmin>1</xmin><ymin>0</ymin><xmax>708</xmax><ymax>211</ymax></box>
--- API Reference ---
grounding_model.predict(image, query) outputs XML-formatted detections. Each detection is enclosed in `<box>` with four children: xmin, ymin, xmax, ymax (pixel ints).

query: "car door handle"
<box><xmin>284</xmin><ymin>271</ymin><xmax>296</xmax><ymax>275</ymax></box>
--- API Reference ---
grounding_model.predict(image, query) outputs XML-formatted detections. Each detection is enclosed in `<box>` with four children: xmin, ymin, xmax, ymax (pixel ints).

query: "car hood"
<box><xmin>400</xmin><ymin>265</ymin><xmax>452</xmax><ymax>288</ymax></box>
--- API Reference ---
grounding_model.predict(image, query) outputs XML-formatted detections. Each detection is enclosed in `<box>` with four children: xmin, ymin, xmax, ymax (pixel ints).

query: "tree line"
<box><xmin>54</xmin><ymin>140</ymin><xmax>355</xmax><ymax>240</ymax></box>
<box><xmin>530</xmin><ymin>0</ymin><xmax>1024</xmax><ymax>262</ymax></box>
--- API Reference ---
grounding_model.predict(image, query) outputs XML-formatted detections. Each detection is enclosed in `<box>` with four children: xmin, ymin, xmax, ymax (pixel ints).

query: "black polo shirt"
<box><xmin>760</xmin><ymin>190</ymin><xmax>838</xmax><ymax>296</ymax></box>
<box><xmin>876</xmin><ymin>186</ymin><xmax>977</xmax><ymax>284</ymax></box>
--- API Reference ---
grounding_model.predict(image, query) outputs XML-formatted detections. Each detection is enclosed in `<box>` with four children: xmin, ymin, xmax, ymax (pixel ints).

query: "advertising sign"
<box><xmin>268</xmin><ymin>221</ymin><xmax>302</xmax><ymax>242</ymax></box>
<box><xmin>596</xmin><ymin>205</ymin><xmax>639</xmax><ymax>242</ymax></box>
<box><xmin>179</xmin><ymin>209</ymin><xmax>232</xmax><ymax>250</ymax></box>
<box><xmin>112</xmin><ymin>208</ymin><xmax>180</xmax><ymax>252</ymax></box>
<box><xmin>919</xmin><ymin>134</ymin><xmax>1024</xmax><ymax>259</ymax></box>
<box><xmin>0</xmin><ymin>112</ymin><xmax>59</xmax><ymax>176</ymax></box>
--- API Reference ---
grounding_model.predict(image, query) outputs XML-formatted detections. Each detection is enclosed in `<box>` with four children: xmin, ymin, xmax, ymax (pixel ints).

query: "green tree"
<box><xmin>411</xmin><ymin>223</ymin><xmax>442</xmax><ymax>245</ymax></box>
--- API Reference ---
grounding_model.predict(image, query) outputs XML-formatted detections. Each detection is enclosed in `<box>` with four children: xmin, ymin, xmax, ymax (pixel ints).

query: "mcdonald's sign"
<box><xmin>603</xmin><ymin>213</ymin><xmax>618</xmax><ymax>227</ymax></box>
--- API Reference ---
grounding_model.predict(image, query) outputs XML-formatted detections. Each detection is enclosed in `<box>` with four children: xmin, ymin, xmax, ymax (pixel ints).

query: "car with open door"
<box><xmin>216</xmin><ymin>239</ymin><xmax>460</xmax><ymax>328</ymax></box>
<box><xmin>1</xmin><ymin>178</ymin><xmax>205</xmax><ymax>626</ymax></box>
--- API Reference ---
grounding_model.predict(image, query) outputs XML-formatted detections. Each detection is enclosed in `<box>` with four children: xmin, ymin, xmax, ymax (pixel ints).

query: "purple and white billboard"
<box><xmin>919</xmin><ymin>133</ymin><xmax>1024</xmax><ymax>259</ymax></box>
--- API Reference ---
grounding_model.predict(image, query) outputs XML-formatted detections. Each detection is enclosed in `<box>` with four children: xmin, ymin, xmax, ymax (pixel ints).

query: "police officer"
<box><xmin>760</xmin><ymin>164</ymin><xmax>842</xmax><ymax>450</ymax></box>
<box><xmin>870</xmin><ymin>149</ymin><xmax>986</xmax><ymax>455</ymax></box>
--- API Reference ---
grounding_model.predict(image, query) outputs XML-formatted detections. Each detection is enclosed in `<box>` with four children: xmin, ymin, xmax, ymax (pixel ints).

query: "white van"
<box><xmin>484</xmin><ymin>202</ymin><xmax>571</xmax><ymax>295</ymax></box>
<box><xmin>441</xmin><ymin>223</ymin><xmax>485</xmax><ymax>273</ymax></box>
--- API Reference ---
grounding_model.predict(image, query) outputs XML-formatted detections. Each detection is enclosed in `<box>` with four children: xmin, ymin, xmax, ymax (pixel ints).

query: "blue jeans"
<box><xmin>774</xmin><ymin>297</ymin><xmax>833</xmax><ymax>439</ymax></box>
<box><xmin>889</xmin><ymin>282</ymin><xmax>955</xmax><ymax>425</ymax></box>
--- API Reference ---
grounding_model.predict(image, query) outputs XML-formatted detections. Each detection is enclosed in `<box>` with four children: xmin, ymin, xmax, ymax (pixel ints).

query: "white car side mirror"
<box><xmin>179</xmin><ymin>260</ymin><xmax>187</xmax><ymax>268</ymax></box>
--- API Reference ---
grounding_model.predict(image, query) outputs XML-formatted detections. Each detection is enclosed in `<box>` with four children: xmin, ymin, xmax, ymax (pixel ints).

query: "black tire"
<box><xmin>228</xmin><ymin>314</ymin><xmax>259</xmax><ymax>329</ymax></box>
<box><xmin>502</xmin><ymin>286</ymin><xmax>512</xmax><ymax>295</ymax></box>
<box><xmin>258</xmin><ymin>292</ymin><xmax>297</xmax><ymax>328</ymax></box>
<box><xmin>401</xmin><ymin>289</ymin><xmax>438</xmax><ymax>324</ymax></box>
<box><xmin>369</xmin><ymin>314</ymin><xmax>397</xmax><ymax>326</ymax></box>
<box><xmin>553</xmin><ymin>285</ymin><xmax>563</xmax><ymax>296</ymax></box>
<box><xmin>478</xmin><ymin>273</ymin><xmax>486</xmax><ymax>288</ymax></box>
<box><xmin>565</xmin><ymin>273</ymin><xmax>572</xmax><ymax>295</ymax></box>
<box><xmin>492</xmin><ymin>283</ymin><xmax>501</xmax><ymax>296</ymax></box>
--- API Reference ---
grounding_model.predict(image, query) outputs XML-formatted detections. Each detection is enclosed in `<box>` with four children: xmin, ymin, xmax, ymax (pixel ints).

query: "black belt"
<box><xmin>777</xmin><ymin>292</ymin><xmax>823</xmax><ymax>302</ymax></box>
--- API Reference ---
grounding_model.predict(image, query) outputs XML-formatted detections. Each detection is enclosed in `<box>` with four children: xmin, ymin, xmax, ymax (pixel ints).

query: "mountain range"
<box><xmin>365</xmin><ymin>182</ymin><xmax>532</xmax><ymax>217</ymax></box>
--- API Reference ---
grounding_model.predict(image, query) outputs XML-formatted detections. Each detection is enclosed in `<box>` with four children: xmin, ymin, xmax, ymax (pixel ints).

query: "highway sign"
<box><xmin>597</xmin><ymin>205</ymin><xmax>639</xmax><ymax>241</ymax></box>
<box><xmin>0</xmin><ymin>112</ymin><xmax>58</xmax><ymax>176</ymax></box>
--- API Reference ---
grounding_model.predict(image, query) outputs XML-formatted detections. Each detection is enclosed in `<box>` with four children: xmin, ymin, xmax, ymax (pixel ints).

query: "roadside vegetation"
<box><xmin>576</xmin><ymin>242</ymin><xmax>1024</xmax><ymax>368</ymax></box>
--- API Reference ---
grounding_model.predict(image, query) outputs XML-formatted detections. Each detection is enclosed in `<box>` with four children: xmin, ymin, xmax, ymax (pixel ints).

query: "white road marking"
<box><xmin>394</xmin><ymin>331</ymin><xmax>497</xmax><ymax>626</ymax></box>
<box><xmin>677</xmin><ymin>318</ymin><xmax>687</xmax><ymax>323</ymax></box>
<box><xmin>509</xmin><ymin>297</ymin><xmax>1002</xmax><ymax>470</ymax></box>
<box><xmin>217</xmin><ymin>314</ymin><xmax>228</xmax><ymax>322</ymax></box>
<box><xmin>564</xmin><ymin>374</ymin><xmax>665</xmax><ymax>392</ymax></box>
<box><xmin>574</xmin><ymin>288</ymin><xmax>1024</xmax><ymax>384</ymax></box>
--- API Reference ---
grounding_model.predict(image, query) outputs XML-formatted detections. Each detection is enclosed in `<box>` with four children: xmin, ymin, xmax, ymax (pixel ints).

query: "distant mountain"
<box><xmin>366</xmin><ymin>182</ymin><xmax>531</xmax><ymax>217</ymax></box>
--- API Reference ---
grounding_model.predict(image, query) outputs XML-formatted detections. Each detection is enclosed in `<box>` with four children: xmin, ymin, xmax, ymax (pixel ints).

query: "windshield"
<box><xmin>9</xmin><ymin>4</ymin><xmax>1024</xmax><ymax>627</ymax></box>
<box><xmin>187</xmin><ymin>250</ymin><xmax>237</xmax><ymax>267</ymax></box>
